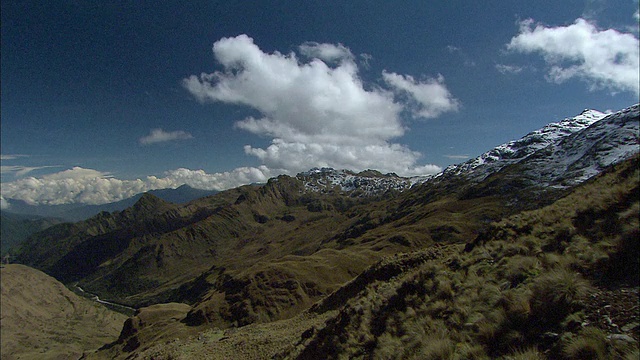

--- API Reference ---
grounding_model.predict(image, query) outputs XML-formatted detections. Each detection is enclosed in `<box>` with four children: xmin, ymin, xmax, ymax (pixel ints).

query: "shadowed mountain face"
<box><xmin>8</xmin><ymin>105</ymin><xmax>639</xmax><ymax>359</ymax></box>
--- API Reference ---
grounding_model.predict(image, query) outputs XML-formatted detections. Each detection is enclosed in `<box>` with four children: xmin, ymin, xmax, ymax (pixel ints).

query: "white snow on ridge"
<box><xmin>440</xmin><ymin>108</ymin><xmax>608</xmax><ymax>181</ymax></box>
<box><xmin>296</xmin><ymin>104</ymin><xmax>638</xmax><ymax>196</ymax></box>
<box><xmin>297</xmin><ymin>167</ymin><xmax>422</xmax><ymax>196</ymax></box>
<box><xmin>522</xmin><ymin>104</ymin><xmax>639</xmax><ymax>188</ymax></box>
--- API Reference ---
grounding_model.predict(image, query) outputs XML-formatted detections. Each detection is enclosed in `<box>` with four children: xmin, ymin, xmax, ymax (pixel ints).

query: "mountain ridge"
<box><xmin>6</xmin><ymin>104</ymin><xmax>639</xmax><ymax>359</ymax></box>
<box><xmin>440</xmin><ymin>108</ymin><xmax>609</xmax><ymax>181</ymax></box>
<box><xmin>1</xmin><ymin>184</ymin><xmax>219</xmax><ymax>222</ymax></box>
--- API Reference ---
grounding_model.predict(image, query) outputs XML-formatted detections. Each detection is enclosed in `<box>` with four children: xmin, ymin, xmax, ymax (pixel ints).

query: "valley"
<box><xmin>2</xmin><ymin>105</ymin><xmax>638</xmax><ymax>359</ymax></box>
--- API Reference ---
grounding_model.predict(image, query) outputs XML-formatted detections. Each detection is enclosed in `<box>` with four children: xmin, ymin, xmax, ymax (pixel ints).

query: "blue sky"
<box><xmin>1</xmin><ymin>0</ymin><xmax>639</xmax><ymax>206</ymax></box>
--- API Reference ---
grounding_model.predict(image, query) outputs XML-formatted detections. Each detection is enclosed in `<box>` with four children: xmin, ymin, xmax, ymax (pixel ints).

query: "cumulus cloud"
<box><xmin>164</xmin><ymin>166</ymin><xmax>272</xmax><ymax>190</ymax></box>
<box><xmin>183</xmin><ymin>35</ymin><xmax>457</xmax><ymax>176</ymax></box>
<box><xmin>0</xmin><ymin>37</ymin><xmax>460</xmax><ymax>206</ymax></box>
<box><xmin>242</xmin><ymin>140</ymin><xmax>442</xmax><ymax>177</ymax></box>
<box><xmin>382</xmin><ymin>71</ymin><xmax>460</xmax><ymax>118</ymax></box>
<box><xmin>0</xmin><ymin>166</ymin><xmax>272</xmax><ymax>206</ymax></box>
<box><xmin>139</xmin><ymin>128</ymin><xmax>193</xmax><ymax>145</ymax></box>
<box><xmin>507</xmin><ymin>18</ymin><xmax>640</xmax><ymax>95</ymax></box>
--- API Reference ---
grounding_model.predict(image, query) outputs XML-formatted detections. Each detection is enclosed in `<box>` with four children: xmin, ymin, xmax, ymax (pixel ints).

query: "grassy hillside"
<box><xmin>89</xmin><ymin>156</ymin><xmax>638</xmax><ymax>359</ymax></box>
<box><xmin>0</xmin><ymin>264</ymin><xmax>127</xmax><ymax>359</ymax></box>
<box><xmin>11</xmin><ymin>156</ymin><xmax>580</xmax><ymax>320</ymax></box>
<box><xmin>280</xmin><ymin>155</ymin><xmax>639</xmax><ymax>359</ymax></box>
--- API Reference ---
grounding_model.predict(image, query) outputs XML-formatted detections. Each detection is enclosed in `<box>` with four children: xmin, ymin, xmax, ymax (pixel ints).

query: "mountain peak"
<box><xmin>439</xmin><ymin>104</ymin><xmax>638</xmax><ymax>187</ymax></box>
<box><xmin>297</xmin><ymin>167</ymin><xmax>417</xmax><ymax>196</ymax></box>
<box><xmin>578</xmin><ymin>108</ymin><xmax>605</xmax><ymax>117</ymax></box>
<box><xmin>130</xmin><ymin>193</ymin><xmax>172</xmax><ymax>215</ymax></box>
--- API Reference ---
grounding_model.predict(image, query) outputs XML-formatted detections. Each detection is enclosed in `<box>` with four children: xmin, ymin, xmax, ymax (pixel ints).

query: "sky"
<box><xmin>1</xmin><ymin>0</ymin><xmax>639</xmax><ymax>208</ymax></box>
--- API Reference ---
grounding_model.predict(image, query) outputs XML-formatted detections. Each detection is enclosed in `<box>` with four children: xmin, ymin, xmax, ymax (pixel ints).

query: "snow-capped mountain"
<box><xmin>439</xmin><ymin>104</ymin><xmax>638</xmax><ymax>187</ymax></box>
<box><xmin>517</xmin><ymin>104</ymin><xmax>639</xmax><ymax>188</ymax></box>
<box><xmin>440</xmin><ymin>108</ymin><xmax>608</xmax><ymax>181</ymax></box>
<box><xmin>296</xmin><ymin>168</ymin><xmax>426</xmax><ymax>196</ymax></box>
<box><xmin>296</xmin><ymin>105</ymin><xmax>638</xmax><ymax>197</ymax></box>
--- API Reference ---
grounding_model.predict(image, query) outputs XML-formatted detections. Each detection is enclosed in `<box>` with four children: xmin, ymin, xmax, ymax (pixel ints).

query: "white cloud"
<box><xmin>1</xmin><ymin>37</ymin><xmax>460</xmax><ymax>206</ymax></box>
<box><xmin>243</xmin><ymin>140</ymin><xmax>441</xmax><ymax>177</ymax></box>
<box><xmin>1</xmin><ymin>155</ymin><xmax>61</xmax><ymax>178</ymax></box>
<box><xmin>495</xmin><ymin>64</ymin><xmax>525</xmax><ymax>74</ymax></box>
<box><xmin>382</xmin><ymin>71</ymin><xmax>460</xmax><ymax>119</ymax></box>
<box><xmin>507</xmin><ymin>18</ymin><xmax>640</xmax><ymax>95</ymax></box>
<box><xmin>444</xmin><ymin>154</ymin><xmax>470</xmax><ymax>160</ymax></box>
<box><xmin>359</xmin><ymin>53</ymin><xmax>373</xmax><ymax>69</ymax></box>
<box><xmin>162</xmin><ymin>166</ymin><xmax>272</xmax><ymax>190</ymax></box>
<box><xmin>445</xmin><ymin>45</ymin><xmax>476</xmax><ymax>67</ymax></box>
<box><xmin>183</xmin><ymin>35</ymin><xmax>457</xmax><ymax>176</ymax></box>
<box><xmin>0</xmin><ymin>166</ymin><xmax>272</xmax><ymax>206</ymax></box>
<box><xmin>139</xmin><ymin>128</ymin><xmax>193</xmax><ymax>145</ymax></box>
<box><xmin>1</xmin><ymin>165</ymin><xmax>60</xmax><ymax>177</ymax></box>
<box><xmin>1</xmin><ymin>154</ymin><xmax>29</xmax><ymax>161</ymax></box>
<box><xmin>298</xmin><ymin>42</ymin><xmax>353</xmax><ymax>62</ymax></box>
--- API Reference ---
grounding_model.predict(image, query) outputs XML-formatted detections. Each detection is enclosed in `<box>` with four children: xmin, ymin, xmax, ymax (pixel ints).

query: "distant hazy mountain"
<box><xmin>2</xmin><ymin>184</ymin><xmax>218</xmax><ymax>222</ymax></box>
<box><xmin>0</xmin><ymin>213</ymin><xmax>64</xmax><ymax>256</ymax></box>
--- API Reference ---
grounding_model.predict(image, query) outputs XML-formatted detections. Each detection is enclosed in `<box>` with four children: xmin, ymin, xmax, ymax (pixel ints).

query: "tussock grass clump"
<box><xmin>562</xmin><ymin>327</ymin><xmax>608</xmax><ymax>359</ymax></box>
<box><xmin>504</xmin><ymin>347</ymin><xmax>546</xmax><ymax>360</ymax></box>
<box><xmin>529</xmin><ymin>268</ymin><xmax>592</xmax><ymax>327</ymax></box>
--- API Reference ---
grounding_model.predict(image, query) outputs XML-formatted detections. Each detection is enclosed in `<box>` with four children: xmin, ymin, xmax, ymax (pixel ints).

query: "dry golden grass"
<box><xmin>0</xmin><ymin>264</ymin><xmax>127</xmax><ymax>360</ymax></box>
<box><xmin>11</xmin><ymin>154</ymin><xmax>640</xmax><ymax>358</ymax></box>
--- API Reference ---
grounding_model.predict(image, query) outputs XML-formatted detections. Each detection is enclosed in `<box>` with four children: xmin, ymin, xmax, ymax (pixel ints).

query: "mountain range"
<box><xmin>3</xmin><ymin>104</ymin><xmax>639</xmax><ymax>359</ymax></box>
<box><xmin>1</xmin><ymin>184</ymin><xmax>219</xmax><ymax>222</ymax></box>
